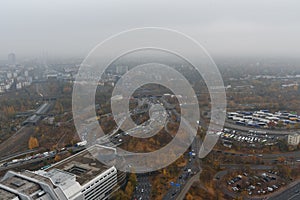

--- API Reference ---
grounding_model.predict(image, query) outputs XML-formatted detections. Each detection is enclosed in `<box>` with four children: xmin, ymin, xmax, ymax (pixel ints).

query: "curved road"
<box><xmin>176</xmin><ymin>171</ymin><xmax>202</xmax><ymax>200</ymax></box>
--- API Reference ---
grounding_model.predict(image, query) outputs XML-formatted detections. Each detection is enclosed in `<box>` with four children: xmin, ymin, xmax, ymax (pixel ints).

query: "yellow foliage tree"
<box><xmin>54</xmin><ymin>155</ymin><xmax>61</xmax><ymax>162</ymax></box>
<box><xmin>28</xmin><ymin>136</ymin><xmax>39</xmax><ymax>149</ymax></box>
<box><xmin>113</xmin><ymin>190</ymin><xmax>129</xmax><ymax>200</ymax></box>
<box><xmin>3</xmin><ymin>106</ymin><xmax>15</xmax><ymax>116</ymax></box>
<box><xmin>128</xmin><ymin>173</ymin><xmax>137</xmax><ymax>187</ymax></box>
<box><xmin>163</xmin><ymin>168</ymin><xmax>167</xmax><ymax>176</ymax></box>
<box><xmin>186</xmin><ymin>193</ymin><xmax>193</xmax><ymax>200</ymax></box>
<box><xmin>125</xmin><ymin>181</ymin><xmax>134</xmax><ymax>198</ymax></box>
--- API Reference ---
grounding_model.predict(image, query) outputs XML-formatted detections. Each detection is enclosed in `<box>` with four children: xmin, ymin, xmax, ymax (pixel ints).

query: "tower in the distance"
<box><xmin>8</xmin><ymin>53</ymin><xmax>16</xmax><ymax>65</ymax></box>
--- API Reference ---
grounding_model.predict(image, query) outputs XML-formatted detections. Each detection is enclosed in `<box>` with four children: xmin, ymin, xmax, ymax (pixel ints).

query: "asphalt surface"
<box><xmin>132</xmin><ymin>174</ymin><xmax>152</xmax><ymax>200</ymax></box>
<box><xmin>269</xmin><ymin>182</ymin><xmax>300</xmax><ymax>200</ymax></box>
<box><xmin>0</xmin><ymin>146</ymin><xmax>85</xmax><ymax>171</ymax></box>
<box><xmin>224</xmin><ymin>121</ymin><xmax>298</xmax><ymax>136</ymax></box>
<box><xmin>176</xmin><ymin>171</ymin><xmax>201</xmax><ymax>200</ymax></box>
<box><xmin>212</xmin><ymin>149</ymin><xmax>300</xmax><ymax>161</ymax></box>
<box><xmin>162</xmin><ymin>137</ymin><xmax>201</xmax><ymax>200</ymax></box>
<box><xmin>214</xmin><ymin>165</ymin><xmax>275</xmax><ymax>200</ymax></box>
<box><xmin>0</xmin><ymin>149</ymin><xmax>38</xmax><ymax>162</ymax></box>
<box><xmin>214</xmin><ymin>165</ymin><xmax>300</xmax><ymax>200</ymax></box>
<box><xmin>0</xmin><ymin>152</ymin><xmax>56</xmax><ymax>171</ymax></box>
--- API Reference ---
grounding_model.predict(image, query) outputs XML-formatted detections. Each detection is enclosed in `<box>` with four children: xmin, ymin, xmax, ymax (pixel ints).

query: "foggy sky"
<box><xmin>0</xmin><ymin>0</ymin><xmax>299</xmax><ymax>59</ymax></box>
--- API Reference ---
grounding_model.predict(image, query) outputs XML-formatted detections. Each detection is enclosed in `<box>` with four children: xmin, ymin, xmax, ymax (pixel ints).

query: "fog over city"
<box><xmin>1</xmin><ymin>1</ymin><xmax>300</xmax><ymax>200</ymax></box>
<box><xmin>0</xmin><ymin>0</ymin><xmax>299</xmax><ymax>59</ymax></box>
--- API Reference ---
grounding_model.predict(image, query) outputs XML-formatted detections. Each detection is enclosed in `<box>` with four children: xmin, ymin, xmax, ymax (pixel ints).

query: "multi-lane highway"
<box><xmin>132</xmin><ymin>174</ymin><xmax>152</xmax><ymax>200</ymax></box>
<box><xmin>162</xmin><ymin>137</ymin><xmax>201</xmax><ymax>200</ymax></box>
<box><xmin>269</xmin><ymin>182</ymin><xmax>300</xmax><ymax>200</ymax></box>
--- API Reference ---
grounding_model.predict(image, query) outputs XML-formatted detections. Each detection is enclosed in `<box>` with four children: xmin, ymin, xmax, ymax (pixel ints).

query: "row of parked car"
<box><xmin>228</xmin><ymin>110</ymin><xmax>300</xmax><ymax>127</ymax></box>
<box><xmin>220</xmin><ymin>131</ymin><xmax>269</xmax><ymax>144</ymax></box>
<box><xmin>0</xmin><ymin>150</ymin><xmax>56</xmax><ymax>167</ymax></box>
<box><xmin>218</xmin><ymin>128</ymin><xmax>279</xmax><ymax>149</ymax></box>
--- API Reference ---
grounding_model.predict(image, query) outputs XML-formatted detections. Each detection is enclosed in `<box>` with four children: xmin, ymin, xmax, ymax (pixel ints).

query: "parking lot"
<box><xmin>218</xmin><ymin>128</ymin><xmax>281</xmax><ymax>149</ymax></box>
<box><xmin>227</xmin><ymin>110</ymin><xmax>300</xmax><ymax>128</ymax></box>
<box><xmin>225</xmin><ymin>170</ymin><xmax>288</xmax><ymax>197</ymax></box>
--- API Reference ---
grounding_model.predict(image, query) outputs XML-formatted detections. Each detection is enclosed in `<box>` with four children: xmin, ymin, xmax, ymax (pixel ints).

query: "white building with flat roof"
<box><xmin>287</xmin><ymin>133</ymin><xmax>300</xmax><ymax>146</ymax></box>
<box><xmin>0</xmin><ymin>146</ymin><xmax>119</xmax><ymax>200</ymax></box>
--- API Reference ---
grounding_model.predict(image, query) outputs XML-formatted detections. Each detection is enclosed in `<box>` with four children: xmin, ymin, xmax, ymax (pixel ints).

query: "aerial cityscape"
<box><xmin>0</xmin><ymin>1</ymin><xmax>300</xmax><ymax>200</ymax></box>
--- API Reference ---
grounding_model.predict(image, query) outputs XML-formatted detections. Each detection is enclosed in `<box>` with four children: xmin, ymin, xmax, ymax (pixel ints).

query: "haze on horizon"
<box><xmin>0</xmin><ymin>0</ymin><xmax>299</xmax><ymax>60</ymax></box>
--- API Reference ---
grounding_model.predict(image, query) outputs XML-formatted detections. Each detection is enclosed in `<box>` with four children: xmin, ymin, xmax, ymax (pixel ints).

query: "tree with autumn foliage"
<box><xmin>113</xmin><ymin>190</ymin><xmax>130</xmax><ymax>200</ymax></box>
<box><xmin>28</xmin><ymin>136</ymin><xmax>39</xmax><ymax>149</ymax></box>
<box><xmin>54</xmin><ymin>154</ymin><xmax>62</xmax><ymax>162</ymax></box>
<box><xmin>124</xmin><ymin>181</ymin><xmax>134</xmax><ymax>198</ymax></box>
<box><xmin>3</xmin><ymin>106</ymin><xmax>15</xmax><ymax>117</ymax></box>
<box><xmin>186</xmin><ymin>192</ymin><xmax>193</xmax><ymax>200</ymax></box>
<box><xmin>128</xmin><ymin>173</ymin><xmax>137</xmax><ymax>188</ymax></box>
